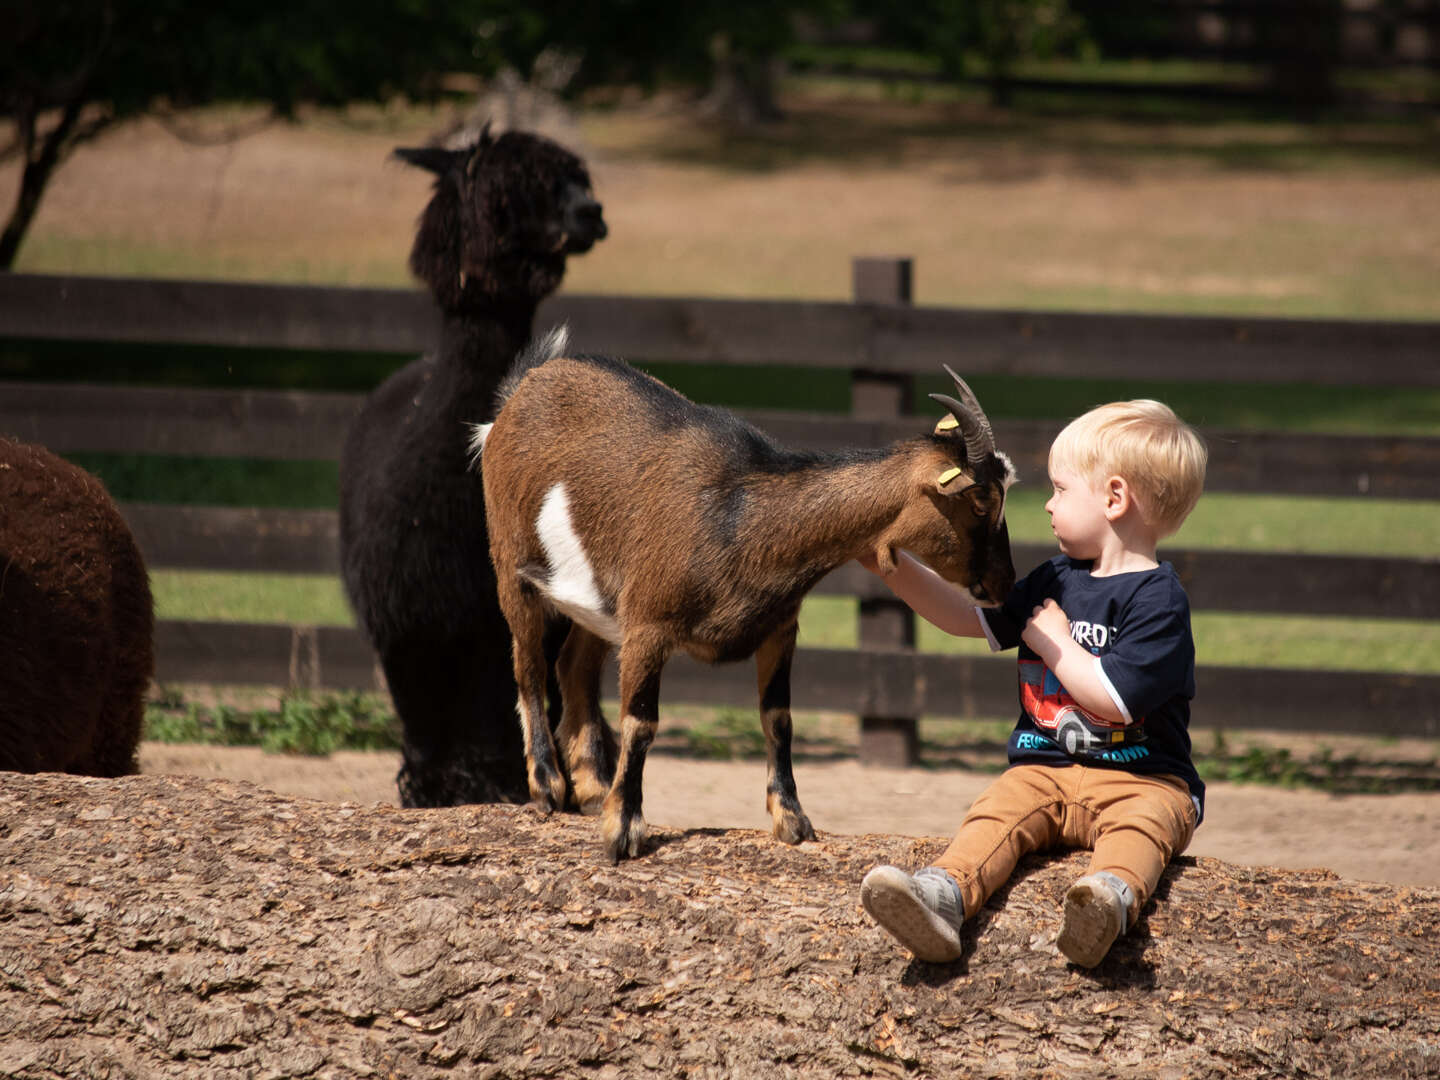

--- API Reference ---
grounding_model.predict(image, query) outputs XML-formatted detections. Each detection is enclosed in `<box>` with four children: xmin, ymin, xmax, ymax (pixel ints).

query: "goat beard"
<box><xmin>874</xmin><ymin>544</ymin><xmax>898</xmax><ymax>575</ymax></box>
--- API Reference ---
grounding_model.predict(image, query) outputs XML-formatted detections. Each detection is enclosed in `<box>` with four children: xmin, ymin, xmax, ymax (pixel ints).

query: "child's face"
<box><xmin>1043</xmin><ymin>465</ymin><xmax>1112</xmax><ymax>560</ymax></box>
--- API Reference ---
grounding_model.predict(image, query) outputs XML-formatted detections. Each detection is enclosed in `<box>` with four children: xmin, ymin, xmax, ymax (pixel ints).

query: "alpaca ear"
<box><xmin>393</xmin><ymin>146</ymin><xmax>466</xmax><ymax>177</ymax></box>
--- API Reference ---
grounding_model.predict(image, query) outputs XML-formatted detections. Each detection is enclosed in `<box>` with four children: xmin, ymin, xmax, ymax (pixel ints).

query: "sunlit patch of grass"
<box><xmin>1000</xmin><ymin>488</ymin><xmax>1438</xmax><ymax>559</ymax></box>
<box><xmin>151</xmin><ymin>571</ymin><xmax>354</xmax><ymax>627</ymax></box>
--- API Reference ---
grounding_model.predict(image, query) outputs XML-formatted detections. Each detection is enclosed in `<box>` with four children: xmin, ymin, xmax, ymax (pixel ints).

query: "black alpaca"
<box><xmin>0</xmin><ymin>436</ymin><xmax>154</xmax><ymax>777</ymax></box>
<box><xmin>339</xmin><ymin>127</ymin><xmax>607</xmax><ymax>807</ymax></box>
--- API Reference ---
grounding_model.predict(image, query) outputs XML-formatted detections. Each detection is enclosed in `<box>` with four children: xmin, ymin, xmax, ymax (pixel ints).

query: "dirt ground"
<box><xmin>10</xmin><ymin>770</ymin><xmax>1437</xmax><ymax>1078</ymax></box>
<box><xmin>139</xmin><ymin>742</ymin><xmax>1440</xmax><ymax>891</ymax></box>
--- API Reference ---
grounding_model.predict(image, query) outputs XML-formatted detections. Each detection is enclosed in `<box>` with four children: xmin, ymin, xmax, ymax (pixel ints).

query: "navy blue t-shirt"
<box><xmin>979</xmin><ymin>555</ymin><xmax>1205</xmax><ymax>820</ymax></box>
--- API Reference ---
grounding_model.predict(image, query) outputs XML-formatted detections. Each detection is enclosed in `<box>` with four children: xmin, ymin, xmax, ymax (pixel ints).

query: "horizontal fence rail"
<box><xmin>3</xmin><ymin>269</ymin><xmax>1437</xmax><ymax>752</ymax></box>
<box><xmin>4</xmin><ymin>272</ymin><xmax>1440</xmax><ymax>386</ymax></box>
<box><xmin>117</xmin><ymin>504</ymin><xmax>1440</xmax><ymax>622</ymax></box>
<box><xmin>4</xmin><ymin>382</ymin><xmax>1437</xmax><ymax>500</ymax></box>
<box><xmin>153</xmin><ymin>621</ymin><xmax>1440</xmax><ymax>740</ymax></box>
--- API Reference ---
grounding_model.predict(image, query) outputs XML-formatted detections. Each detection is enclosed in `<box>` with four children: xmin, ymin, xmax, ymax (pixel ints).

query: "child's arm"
<box><xmin>859</xmin><ymin>549</ymin><xmax>987</xmax><ymax>639</ymax></box>
<box><xmin>1022</xmin><ymin>600</ymin><xmax>1127</xmax><ymax>724</ymax></box>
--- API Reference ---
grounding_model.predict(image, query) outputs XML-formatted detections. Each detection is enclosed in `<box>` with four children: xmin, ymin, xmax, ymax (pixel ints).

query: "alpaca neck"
<box><xmin>434</xmin><ymin>304</ymin><xmax>535</xmax><ymax>380</ymax></box>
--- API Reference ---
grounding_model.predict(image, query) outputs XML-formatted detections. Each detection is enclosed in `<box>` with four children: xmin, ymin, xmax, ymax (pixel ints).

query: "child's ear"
<box><xmin>1104</xmin><ymin>475</ymin><xmax>1130</xmax><ymax>519</ymax></box>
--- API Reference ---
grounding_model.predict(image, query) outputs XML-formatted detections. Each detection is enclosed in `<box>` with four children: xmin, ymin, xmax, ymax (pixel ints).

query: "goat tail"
<box><xmin>467</xmin><ymin>421</ymin><xmax>493</xmax><ymax>471</ymax></box>
<box><xmin>477</xmin><ymin>323</ymin><xmax>573</xmax><ymax>471</ymax></box>
<box><xmin>492</xmin><ymin>322</ymin><xmax>571</xmax><ymax>419</ymax></box>
<box><xmin>530</xmin><ymin>322</ymin><xmax>570</xmax><ymax>366</ymax></box>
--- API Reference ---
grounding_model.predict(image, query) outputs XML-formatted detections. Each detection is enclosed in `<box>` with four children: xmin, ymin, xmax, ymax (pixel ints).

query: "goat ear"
<box><xmin>961</xmin><ymin>484</ymin><xmax>1001</xmax><ymax>520</ymax></box>
<box><xmin>935</xmin><ymin>466</ymin><xmax>972</xmax><ymax>495</ymax></box>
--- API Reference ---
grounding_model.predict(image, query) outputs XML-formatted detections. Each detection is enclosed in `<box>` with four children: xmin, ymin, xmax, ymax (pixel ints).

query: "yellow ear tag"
<box><xmin>937</xmin><ymin>467</ymin><xmax>963</xmax><ymax>486</ymax></box>
<box><xmin>934</xmin><ymin>415</ymin><xmax>959</xmax><ymax>433</ymax></box>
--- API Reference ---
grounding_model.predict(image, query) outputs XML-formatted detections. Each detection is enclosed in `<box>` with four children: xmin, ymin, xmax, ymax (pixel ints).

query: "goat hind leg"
<box><xmin>505</xmin><ymin>592</ymin><xmax>568</xmax><ymax>810</ymax></box>
<box><xmin>601</xmin><ymin>633</ymin><xmax>666</xmax><ymax>862</ymax></box>
<box><xmin>757</xmin><ymin>623</ymin><xmax>816</xmax><ymax>845</ymax></box>
<box><xmin>556</xmin><ymin>625</ymin><xmax>617</xmax><ymax>815</ymax></box>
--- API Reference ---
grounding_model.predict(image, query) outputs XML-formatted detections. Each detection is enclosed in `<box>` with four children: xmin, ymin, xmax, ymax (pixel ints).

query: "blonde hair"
<box><xmin>1048</xmin><ymin>399</ymin><xmax>1207</xmax><ymax>538</ymax></box>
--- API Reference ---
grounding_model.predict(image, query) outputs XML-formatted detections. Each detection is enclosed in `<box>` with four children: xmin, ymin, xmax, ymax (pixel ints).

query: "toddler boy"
<box><xmin>860</xmin><ymin>399</ymin><xmax>1207</xmax><ymax>967</ymax></box>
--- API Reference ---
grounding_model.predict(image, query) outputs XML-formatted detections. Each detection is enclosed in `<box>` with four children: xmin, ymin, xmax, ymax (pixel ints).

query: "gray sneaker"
<box><xmin>1056</xmin><ymin>871</ymin><xmax>1134</xmax><ymax>968</ymax></box>
<box><xmin>860</xmin><ymin>865</ymin><xmax>965</xmax><ymax>962</ymax></box>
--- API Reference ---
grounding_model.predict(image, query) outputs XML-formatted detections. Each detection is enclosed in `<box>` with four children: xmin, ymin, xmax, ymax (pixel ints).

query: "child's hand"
<box><xmin>1022</xmin><ymin>599</ymin><xmax>1072</xmax><ymax>653</ymax></box>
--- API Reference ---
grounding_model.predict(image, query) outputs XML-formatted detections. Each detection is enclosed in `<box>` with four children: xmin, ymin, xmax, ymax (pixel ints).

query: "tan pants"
<box><xmin>932</xmin><ymin>764</ymin><xmax>1198</xmax><ymax>924</ymax></box>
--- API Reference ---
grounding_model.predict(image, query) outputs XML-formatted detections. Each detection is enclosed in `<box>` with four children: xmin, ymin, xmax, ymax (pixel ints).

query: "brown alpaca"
<box><xmin>0</xmin><ymin>436</ymin><xmax>154</xmax><ymax>776</ymax></box>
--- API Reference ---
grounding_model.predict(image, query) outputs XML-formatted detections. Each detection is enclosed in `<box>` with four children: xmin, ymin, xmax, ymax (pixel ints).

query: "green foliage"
<box><xmin>852</xmin><ymin>0</ymin><xmax>1090</xmax><ymax>90</ymax></box>
<box><xmin>1194</xmin><ymin>730</ymin><xmax>1440</xmax><ymax>794</ymax></box>
<box><xmin>261</xmin><ymin>693</ymin><xmax>400</xmax><ymax>755</ymax></box>
<box><xmin>669</xmin><ymin>708</ymin><xmax>770</xmax><ymax>760</ymax></box>
<box><xmin>144</xmin><ymin>690</ymin><xmax>401</xmax><ymax>755</ymax></box>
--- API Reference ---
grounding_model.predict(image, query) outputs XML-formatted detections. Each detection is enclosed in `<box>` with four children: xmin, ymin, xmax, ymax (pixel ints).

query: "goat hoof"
<box><xmin>774</xmin><ymin>812</ymin><xmax>817</xmax><ymax>846</ymax></box>
<box><xmin>602</xmin><ymin>814</ymin><xmax>648</xmax><ymax>863</ymax></box>
<box><xmin>527</xmin><ymin>767</ymin><xmax>568</xmax><ymax>812</ymax></box>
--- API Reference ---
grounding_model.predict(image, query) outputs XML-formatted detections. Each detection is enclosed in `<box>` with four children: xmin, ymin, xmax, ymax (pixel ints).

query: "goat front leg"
<box><xmin>503</xmin><ymin>587</ymin><xmax>568</xmax><ymax>811</ymax></box>
<box><xmin>757</xmin><ymin>622</ymin><xmax>816</xmax><ymax>845</ymax></box>
<box><xmin>601</xmin><ymin>630</ymin><xmax>667</xmax><ymax>863</ymax></box>
<box><xmin>556</xmin><ymin>624</ymin><xmax>617</xmax><ymax>815</ymax></box>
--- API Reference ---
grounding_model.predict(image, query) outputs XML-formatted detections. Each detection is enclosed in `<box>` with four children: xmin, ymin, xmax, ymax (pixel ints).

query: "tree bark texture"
<box><xmin>1</xmin><ymin>772</ymin><xmax>1436</xmax><ymax>1078</ymax></box>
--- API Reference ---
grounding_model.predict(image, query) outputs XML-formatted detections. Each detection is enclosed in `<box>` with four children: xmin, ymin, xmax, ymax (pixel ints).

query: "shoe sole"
<box><xmin>1056</xmin><ymin>881</ymin><xmax>1123</xmax><ymax>968</ymax></box>
<box><xmin>860</xmin><ymin>867</ymin><xmax>963</xmax><ymax>963</ymax></box>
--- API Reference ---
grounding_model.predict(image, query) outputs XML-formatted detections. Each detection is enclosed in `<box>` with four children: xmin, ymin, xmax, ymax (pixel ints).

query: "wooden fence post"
<box><xmin>852</xmin><ymin>257</ymin><xmax>920</xmax><ymax>768</ymax></box>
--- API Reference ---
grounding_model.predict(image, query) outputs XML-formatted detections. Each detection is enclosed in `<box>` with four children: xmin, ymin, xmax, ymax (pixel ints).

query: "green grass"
<box><xmin>150</xmin><ymin>571</ymin><xmax>355</xmax><ymax>627</ymax></box>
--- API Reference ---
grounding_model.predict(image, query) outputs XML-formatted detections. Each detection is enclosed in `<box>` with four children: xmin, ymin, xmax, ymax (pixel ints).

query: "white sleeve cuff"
<box><xmin>977</xmin><ymin>607</ymin><xmax>1005</xmax><ymax>652</ymax></box>
<box><xmin>1093</xmin><ymin>656</ymin><xmax>1134</xmax><ymax>725</ymax></box>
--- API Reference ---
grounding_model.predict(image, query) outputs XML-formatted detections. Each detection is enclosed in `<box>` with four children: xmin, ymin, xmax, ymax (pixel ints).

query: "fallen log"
<box><xmin>0</xmin><ymin>772</ymin><xmax>1436</xmax><ymax>1078</ymax></box>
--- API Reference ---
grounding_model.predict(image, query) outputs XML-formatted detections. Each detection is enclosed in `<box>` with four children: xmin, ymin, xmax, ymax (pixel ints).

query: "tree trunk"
<box><xmin>700</xmin><ymin>35</ymin><xmax>784</xmax><ymax>129</ymax></box>
<box><xmin>1</xmin><ymin>771</ymin><xmax>1436</xmax><ymax>1077</ymax></box>
<box><xmin>1256</xmin><ymin>0</ymin><xmax>1344</xmax><ymax>114</ymax></box>
<box><xmin>0</xmin><ymin>101</ymin><xmax>84</xmax><ymax>271</ymax></box>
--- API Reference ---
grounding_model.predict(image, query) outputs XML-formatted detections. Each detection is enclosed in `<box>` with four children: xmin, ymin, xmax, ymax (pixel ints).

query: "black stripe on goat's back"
<box><xmin>559</xmin><ymin>352</ymin><xmax>893</xmax><ymax>477</ymax></box>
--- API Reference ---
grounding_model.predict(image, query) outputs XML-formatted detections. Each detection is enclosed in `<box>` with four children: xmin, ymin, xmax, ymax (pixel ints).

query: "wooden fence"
<box><xmin>2</xmin><ymin>264</ymin><xmax>1437</xmax><ymax>764</ymax></box>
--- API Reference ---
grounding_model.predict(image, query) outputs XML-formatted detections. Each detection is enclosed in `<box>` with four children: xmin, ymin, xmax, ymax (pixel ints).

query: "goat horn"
<box><xmin>932</xmin><ymin>364</ymin><xmax>996</xmax><ymax>464</ymax></box>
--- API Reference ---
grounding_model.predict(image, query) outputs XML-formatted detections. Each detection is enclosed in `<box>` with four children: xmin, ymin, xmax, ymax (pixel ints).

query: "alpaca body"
<box><xmin>0</xmin><ymin>436</ymin><xmax>154</xmax><ymax>777</ymax></box>
<box><xmin>338</xmin><ymin>129</ymin><xmax>606</xmax><ymax>807</ymax></box>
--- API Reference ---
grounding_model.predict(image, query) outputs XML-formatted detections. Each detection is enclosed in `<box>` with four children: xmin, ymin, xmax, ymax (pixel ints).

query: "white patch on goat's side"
<box><xmin>534</xmin><ymin>483</ymin><xmax>622</xmax><ymax>643</ymax></box>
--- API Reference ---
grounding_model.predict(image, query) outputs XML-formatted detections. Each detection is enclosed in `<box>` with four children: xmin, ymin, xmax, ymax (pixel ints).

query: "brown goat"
<box><xmin>0</xmin><ymin>436</ymin><xmax>154</xmax><ymax>776</ymax></box>
<box><xmin>477</xmin><ymin>328</ymin><xmax>1016</xmax><ymax>861</ymax></box>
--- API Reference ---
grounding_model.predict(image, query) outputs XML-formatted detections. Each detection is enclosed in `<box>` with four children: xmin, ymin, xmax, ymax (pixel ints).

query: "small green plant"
<box><xmin>261</xmin><ymin>692</ymin><xmax>400</xmax><ymax>756</ymax></box>
<box><xmin>1194</xmin><ymin>729</ymin><xmax>1440</xmax><ymax>794</ymax></box>
<box><xmin>142</xmin><ymin>702</ymin><xmax>210</xmax><ymax>744</ymax></box>
<box><xmin>671</xmin><ymin>708</ymin><xmax>770</xmax><ymax>760</ymax></box>
<box><xmin>145</xmin><ymin>690</ymin><xmax>401</xmax><ymax>756</ymax></box>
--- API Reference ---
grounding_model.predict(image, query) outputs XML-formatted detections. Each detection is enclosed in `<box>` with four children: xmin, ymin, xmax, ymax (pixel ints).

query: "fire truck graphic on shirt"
<box><xmin>1018</xmin><ymin>660</ymin><xmax>1144</xmax><ymax>759</ymax></box>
